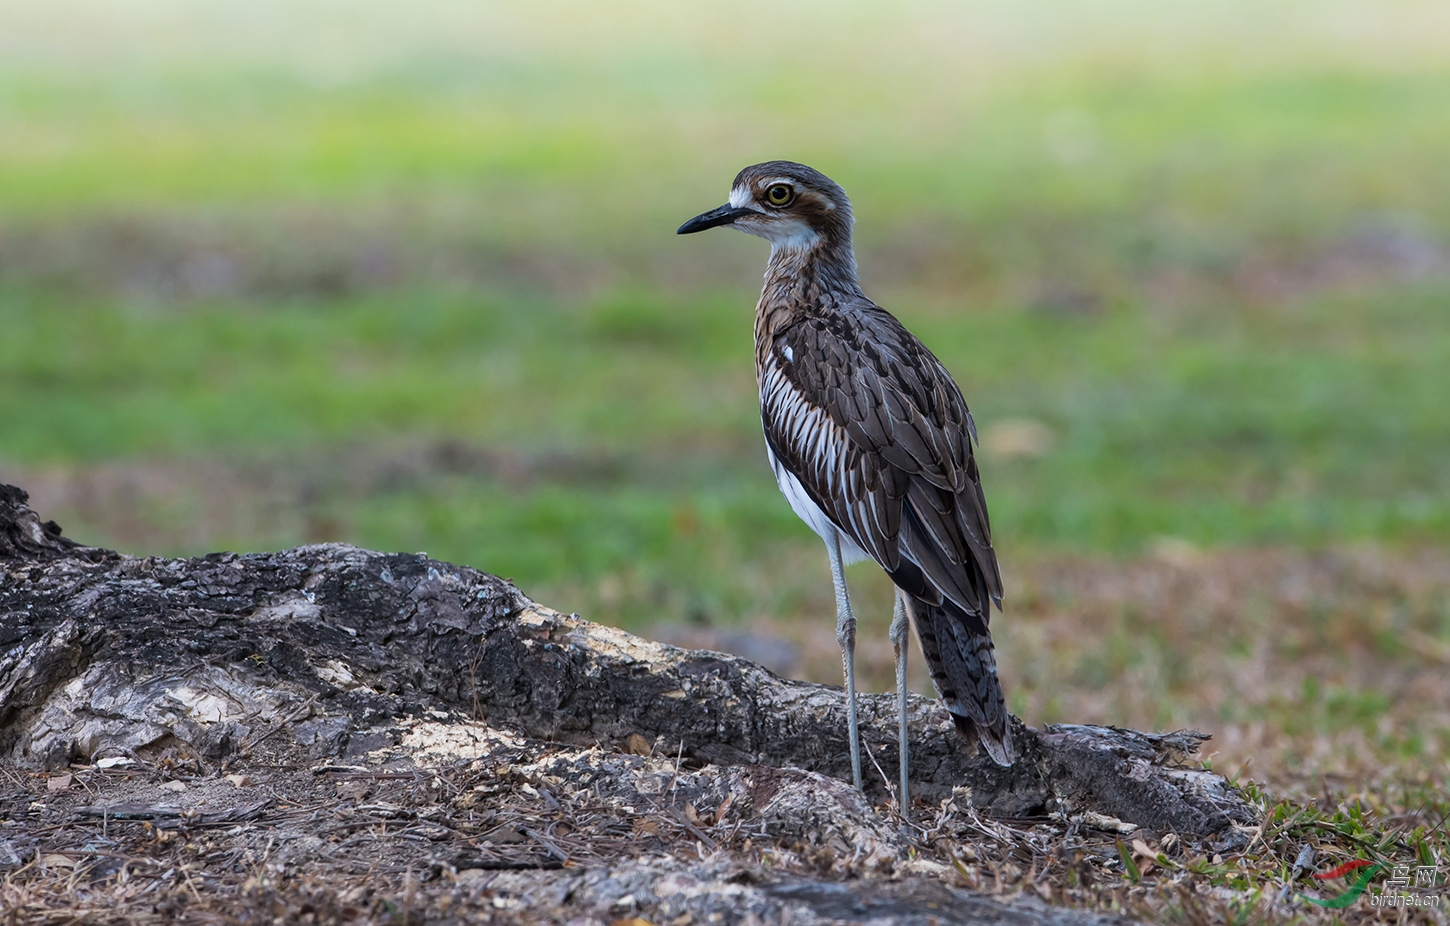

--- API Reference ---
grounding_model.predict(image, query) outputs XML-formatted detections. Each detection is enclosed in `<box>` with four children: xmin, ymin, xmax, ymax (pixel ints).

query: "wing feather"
<box><xmin>759</xmin><ymin>300</ymin><xmax>1003</xmax><ymax>626</ymax></box>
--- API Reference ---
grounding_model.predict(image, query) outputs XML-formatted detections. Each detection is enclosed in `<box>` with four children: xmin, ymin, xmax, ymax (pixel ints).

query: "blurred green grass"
<box><xmin>2</xmin><ymin>0</ymin><xmax>1450</xmax><ymax>632</ymax></box>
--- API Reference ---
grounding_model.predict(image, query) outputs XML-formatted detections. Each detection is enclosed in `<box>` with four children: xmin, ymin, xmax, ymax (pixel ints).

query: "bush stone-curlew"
<box><xmin>678</xmin><ymin>161</ymin><xmax>1015</xmax><ymax>809</ymax></box>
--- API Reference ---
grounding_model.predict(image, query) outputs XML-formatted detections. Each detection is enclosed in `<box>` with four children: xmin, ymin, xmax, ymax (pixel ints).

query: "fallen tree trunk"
<box><xmin>0</xmin><ymin>484</ymin><xmax>1254</xmax><ymax>924</ymax></box>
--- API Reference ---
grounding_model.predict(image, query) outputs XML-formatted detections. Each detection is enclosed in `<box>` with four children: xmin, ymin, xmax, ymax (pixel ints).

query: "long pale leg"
<box><xmin>890</xmin><ymin>590</ymin><xmax>911</xmax><ymax>814</ymax></box>
<box><xmin>825</xmin><ymin>532</ymin><xmax>863</xmax><ymax>790</ymax></box>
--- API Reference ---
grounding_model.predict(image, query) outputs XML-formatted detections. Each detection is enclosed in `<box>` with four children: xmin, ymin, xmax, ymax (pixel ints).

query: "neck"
<box><xmin>753</xmin><ymin>231</ymin><xmax>862</xmax><ymax>368</ymax></box>
<box><xmin>761</xmin><ymin>233</ymin><xmax>862</xmax><ymax>304</ymax></box>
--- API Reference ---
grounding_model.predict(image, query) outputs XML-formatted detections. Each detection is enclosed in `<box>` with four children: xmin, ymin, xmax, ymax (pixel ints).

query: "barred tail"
<box><xmin>910</xmin><ymin>599</ymin><xmax>1014</xmax><ymax>766</ymax></box>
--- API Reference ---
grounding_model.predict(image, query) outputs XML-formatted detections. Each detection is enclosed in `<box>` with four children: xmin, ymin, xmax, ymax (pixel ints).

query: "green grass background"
<box><xmin>2</xmin><ymin>0</ymin><xmax>1449</xmax><ymax>630</ymax></box>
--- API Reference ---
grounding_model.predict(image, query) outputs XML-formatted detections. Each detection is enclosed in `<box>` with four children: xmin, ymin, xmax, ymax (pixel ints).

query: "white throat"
<box><xmin>763</xmin><ymin>219</ymin><xmax>821</xmax><ymax>255</ymax></box>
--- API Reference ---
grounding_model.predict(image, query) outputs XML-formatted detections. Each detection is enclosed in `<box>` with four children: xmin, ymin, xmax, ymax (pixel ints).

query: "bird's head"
<box><xmin>677</xmin><ymin>161</ymin><xmax>853</xmax><ymax>253</ymax></box>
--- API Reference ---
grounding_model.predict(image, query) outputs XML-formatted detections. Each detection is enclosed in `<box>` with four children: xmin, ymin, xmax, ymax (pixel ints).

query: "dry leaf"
<box><xmin>633</xmin><ymin>819</ymin><xmax>659</xmax><ymax>836</ymax></box>
<box><xmin>336</xmin><ymin>780</ymin><xmax>369</xmax><ymax>800</ymax></box>
<box><xmin>40</xmin><ymin>854</ymin><xmax>77</xmax><ymax>868</ymax></box>
<box><xmin>1078</xmin><ymin>811</ymin><xmax>1138</xmax><ymax>834</ymax></box>
<box><xmin>225</xmin><ymin>774</ymin><xmax>253</xmax><ymax>788</ymax></box>
<box><xmin>624</xmin><ymin>734</ymin><xmax>651</xmax><ymax>756</ymax></box>
<box><xmin>480</xmin><ymin>825</ymin><xmax>527</xmax><ymax>845</ymax></box>
<box><xmin>47</xmin><ymin>774</ymin><xmax>72</xmax><ymax>792</ymax></box>
<box><xmin>159</xmin><ymin>780</ymin><xmax>187</xmax><ymax>792</ymax></box>
<box><xmin>712</xmin><ymin>792</ymin><xmax>734</xmax><ymax>825</ymax></box>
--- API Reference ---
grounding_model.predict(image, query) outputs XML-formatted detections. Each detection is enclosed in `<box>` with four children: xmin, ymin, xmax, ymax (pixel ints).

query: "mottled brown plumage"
<box><xmin>679</xmin><ymin>161</ymin><xmax>1014</xmax><ymax>800</ymax></box>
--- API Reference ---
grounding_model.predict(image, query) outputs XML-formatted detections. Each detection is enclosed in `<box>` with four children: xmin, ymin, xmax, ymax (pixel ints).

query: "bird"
<box><xmin>677</xmin><ymin>161</ymin><xmax>1014</xmax><ymax>808</ymax></box>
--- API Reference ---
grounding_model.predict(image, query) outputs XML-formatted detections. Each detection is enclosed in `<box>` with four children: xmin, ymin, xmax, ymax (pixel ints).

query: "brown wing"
<box><xmin>758</xmin><ymin>300</ymin><xmax>1002</xmax><ymax>632</ymax></box>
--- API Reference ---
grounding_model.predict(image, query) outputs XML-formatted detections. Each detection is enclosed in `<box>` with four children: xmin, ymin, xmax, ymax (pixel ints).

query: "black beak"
<box><xmin>677</xmin><ymin>204</ymin><xmax>754</xmax><ymax>235</ymax></box>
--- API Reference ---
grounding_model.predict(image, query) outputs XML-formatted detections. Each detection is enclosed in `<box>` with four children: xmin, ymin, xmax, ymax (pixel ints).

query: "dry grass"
<box><xmin>671</xmin><ymin>545</ymin><xmax>1450</xmax><ymax>792</ymax></box>
<box><xmin>1005</xmin><ymin>547</ymin><xmax>1450</xmax><ymax>790</ymax></box>
<box><xmin>662</xmin><ymin>546</ymin><xmax>1450</xmax><ymax>922</ymax></box>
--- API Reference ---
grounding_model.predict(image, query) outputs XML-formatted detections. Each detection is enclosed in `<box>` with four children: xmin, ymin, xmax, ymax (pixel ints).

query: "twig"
<box><xmin>518</xmin><ymin>827</ymin><xmax>569</xmax><ymax>863</ymax></box>
<box><xmin>864</xmin><ymin>742</ymin><xmax>897</xmax><ymax>808</ymax></box>
<box><xmin>238</xmin><ymin>695</ymin><xmax>321</xmax><ymax>755</ymax></box>
<box><xmin>469</xmin><ymin>643</ymin><xmax>485</xmax><ymax>723</ymax></box>
<box><xmin>667</xmin><ymin>740</ymin><xmax>685</xmax><ymax>798</ymax></box>
<box><xmin>453</xmin><ymin>857</ymin><xmax>564</xmax><ymax>871</ymax></box>
<box><xmin>179</xmin><ymin>864</ymin><xmax>204</xmax><ymax>905</ymax></box>
<box><xmin>671</xmin><ymin>810</ymin><xmax>718</xmax><ymax>851</ymax></box>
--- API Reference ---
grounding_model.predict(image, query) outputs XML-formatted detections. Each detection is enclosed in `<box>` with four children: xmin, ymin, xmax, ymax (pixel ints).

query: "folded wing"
<box><xmin>760</xmin><ymin>301</ymin><xmax>1002</xmax><ymax>631</ymax></box>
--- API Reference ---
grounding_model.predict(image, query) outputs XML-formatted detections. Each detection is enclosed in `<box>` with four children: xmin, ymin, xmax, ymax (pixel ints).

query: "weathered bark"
<box><xmin>0</xmin><ymin>483</ymin><xmax>85</xmax><ymax>559</ymax></box>
<box><xmin>0</xmin><ymin>483</ymin><xmax>1255</xmax><ymax>924</ymax></box>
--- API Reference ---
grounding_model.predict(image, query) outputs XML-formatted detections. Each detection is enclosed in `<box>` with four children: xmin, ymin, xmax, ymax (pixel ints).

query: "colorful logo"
<box><xmin>1299</xmin><ymin>860</ymin><xmax>1381</xmax><ymax>909</ymax></box>
<box><xmin>1300</xmin><ymin>860</ymin><xmax>1442</xmax><ymax>910</ymax></box>
<box><xmin>1297</xmin><ymin>804</ymin><xmax>1448</xmax><ymax>910</ymax></box>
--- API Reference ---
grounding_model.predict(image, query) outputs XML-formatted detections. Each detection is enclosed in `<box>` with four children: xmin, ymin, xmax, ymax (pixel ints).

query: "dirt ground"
<box><xmin>0</xmin><ymin>724</ymin><xmax>1149</xmax><ymax>925</ymax></box>
<box><xmin>0</xmin><ymin>718</ymin><xmax>1443</xmax><ymax>925</ymax></box>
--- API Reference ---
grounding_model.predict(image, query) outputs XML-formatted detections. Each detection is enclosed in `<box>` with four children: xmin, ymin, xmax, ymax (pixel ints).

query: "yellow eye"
<box><xmin>765</xmin><ymin>184</ymin><xmax>793</xmax><ymax>206</ymax></box>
